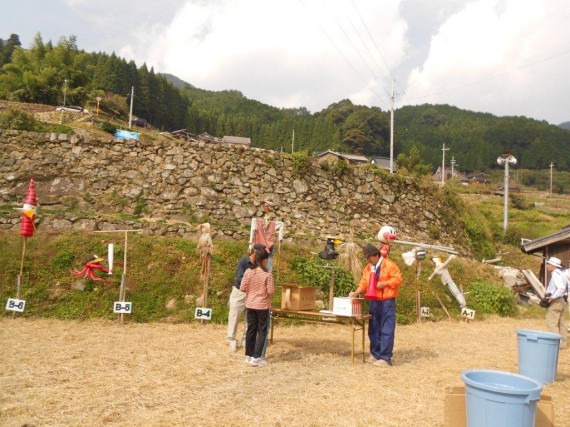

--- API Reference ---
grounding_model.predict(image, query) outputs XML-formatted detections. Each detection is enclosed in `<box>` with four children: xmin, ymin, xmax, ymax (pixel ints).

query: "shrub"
<box><xmin>100</xmin><ymin>122</ymin><xmax>117</xmax><ymax>135</ymax></box>
<box><xmin>0</xmin><ymin>109</ymin><xmax>73</xmax><ymax>134</ymax></box>
<box><xmin>460</xmin><ymin>211</ymin><xmax>496</xmax><ymax>259</ymax></box>
<box><xmin>510</xmin><ymin>194</ymin><xmax>534</xmax><ymax>210</ymax></box>
<box><xmin>290</xmin><ymin>256</ymin><xmax>355</xmax><ymax>299</ymax></box>
<box><xmin>333</xmin><ymin>159</ymin><xmax>349</xmax><ymax>176</ymax></box>
<box><xmin>291</xmin><ymin>150</ymin><xmax>311</xmax><ymax>174</ymax></box>
<box><xmin>468</xmin><ymin>280</ymin><xmax>517</xmax><ymax>317</ymax></box>
<box><xmin>0</xmin><ymin>109</ymin><xmax>37</xmax><ymax>130</ymax></box>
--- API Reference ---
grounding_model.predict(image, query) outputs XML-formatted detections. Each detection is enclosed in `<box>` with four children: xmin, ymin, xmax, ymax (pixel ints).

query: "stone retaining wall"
<box><xmin>0</xmin><ymin>129</ymin><xmax>464</xmax><ymax>248</ymax></box>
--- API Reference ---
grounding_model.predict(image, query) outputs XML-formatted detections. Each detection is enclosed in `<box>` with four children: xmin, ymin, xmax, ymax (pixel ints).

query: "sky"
<box><xmin>1</xmin><ymin>0</ymin><xmax>569</xmax><ymax>125</ymax></box>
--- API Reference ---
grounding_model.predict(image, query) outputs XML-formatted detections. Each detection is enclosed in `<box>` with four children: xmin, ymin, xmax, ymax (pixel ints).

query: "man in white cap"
<box><xmin>545</xmin><ymin>256</ymin><xmax>568</xmax><ymax>349</ymax></box>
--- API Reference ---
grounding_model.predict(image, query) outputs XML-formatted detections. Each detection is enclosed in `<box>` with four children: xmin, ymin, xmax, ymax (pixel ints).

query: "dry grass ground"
<box><xmin>1</xmin><ymin>316</ymin><xmax>569</xmax><ymax>427</ymax></box>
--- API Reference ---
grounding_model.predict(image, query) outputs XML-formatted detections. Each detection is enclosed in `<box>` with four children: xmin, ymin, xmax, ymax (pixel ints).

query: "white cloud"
<box><xmin>144</xmin><ymin>0</ymin><xmax>408</xmax><ymax>111</ymax></box>
<box><xmin>404</xmin><ymin>0</ymin><xmax>570</xmax><ymax>124</ymax></box>
<box><xmin>2</xmin><ymin>0</ymin><xmax>568</xmax><ymax>123</ymax></box>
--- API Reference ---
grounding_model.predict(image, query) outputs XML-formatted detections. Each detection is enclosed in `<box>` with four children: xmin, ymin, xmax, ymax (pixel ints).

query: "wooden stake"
<box><xmin>13</xmin><ymin>237</ymin><xmax>27</xmax><ymax>319</ymax></box>
<box><xmin>432</xmin><ymin>292</ymin><xmax>451</xmax><ymax>319</ymax></box>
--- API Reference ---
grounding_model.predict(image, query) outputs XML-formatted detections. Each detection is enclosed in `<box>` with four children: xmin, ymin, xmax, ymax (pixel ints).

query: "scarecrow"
<box><xmin>197</xmin><ymin>222</ymin><xmax>214</xmax><ymax>285</ymax></box>
<box><xmin>11</xmin><ymin>179</ymin><xmax>39</xmax><ymax>315</ymax></box>
<box><xmin>428</xmin><ymin>254</ymin><xmax>467</xmax><ymax>309</ymax></box>
<box><xmin>72</xmin><ymin>254</ymin><xmax>111</xmax><ymax>281</ymax></box>
<box><xmin>377</xmin><ymin>225</ymin><xmax>397</xmax><ymax>261</ymax></box>
<box><xmin>318</xmin><ymin>236</ymin><xmax>342</xmax><ymax>260</ymax></box>
<box><xmin>14</xmin><ymin>178</ymin><xmax>38</xmax><ymax>237</ymax></box>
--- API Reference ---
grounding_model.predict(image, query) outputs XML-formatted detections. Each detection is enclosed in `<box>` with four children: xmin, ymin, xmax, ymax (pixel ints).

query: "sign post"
<box><xmin>95</xmin><ymin>229</ymin><xmax>140</xmax><ymax>324</ymax></box>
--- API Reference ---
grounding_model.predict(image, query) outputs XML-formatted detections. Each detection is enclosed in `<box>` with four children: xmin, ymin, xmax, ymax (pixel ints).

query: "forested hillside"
<box><xmin>1</xmin><ymin>33</ymin><xmax>569</xmax><ymax>174</ymax></box>
<box><xmin>396</xmin><ymin>104</ymin><xmax>570</xmax><ymax>172</ymax></box>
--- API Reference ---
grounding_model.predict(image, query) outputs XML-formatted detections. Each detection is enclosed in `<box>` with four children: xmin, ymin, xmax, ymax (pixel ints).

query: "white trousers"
<box><xmin>227</xmin><ymin>286</ymin><xmax>247</xmax><ymax>343</ymax></box>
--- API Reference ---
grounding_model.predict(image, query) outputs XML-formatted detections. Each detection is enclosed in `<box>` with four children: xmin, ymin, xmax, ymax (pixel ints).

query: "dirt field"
<box><xmin>1</xmin><ymin>316</ymin><xmax>568</xmax><ymax>426</ymax></box>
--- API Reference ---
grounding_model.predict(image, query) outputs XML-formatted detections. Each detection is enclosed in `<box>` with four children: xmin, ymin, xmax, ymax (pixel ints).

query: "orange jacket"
<box><xmin>356</xmin><ymin>257</ymin><xmax>403</xmax><ymax>300</ymax></box>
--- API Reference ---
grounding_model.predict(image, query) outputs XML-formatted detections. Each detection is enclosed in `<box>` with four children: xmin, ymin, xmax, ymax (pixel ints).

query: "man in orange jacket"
<box><xmin>349</xmin><ymin>244</ymin><xmax>403</xmax><ymax>367</ymax></box>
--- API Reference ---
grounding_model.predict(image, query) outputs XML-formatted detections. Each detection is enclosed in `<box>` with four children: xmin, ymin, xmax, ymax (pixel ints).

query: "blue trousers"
<box><xmin>368</xmin><ymin>299</ymin><xmax>396</xmax><ymax>362</ymax></box>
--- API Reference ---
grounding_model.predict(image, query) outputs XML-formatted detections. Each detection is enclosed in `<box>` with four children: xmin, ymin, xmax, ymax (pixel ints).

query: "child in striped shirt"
<box><xmin>240</xmin><ymin>249</ymin><xmax>275</xmax><ymax>367</ymax></box>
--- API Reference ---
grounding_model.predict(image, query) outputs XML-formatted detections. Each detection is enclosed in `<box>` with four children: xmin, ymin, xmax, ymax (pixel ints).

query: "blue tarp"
<box><xmin>114</xmin><ymin>129</ymin><xmax>139</xmax><ymax>141</ymax></box>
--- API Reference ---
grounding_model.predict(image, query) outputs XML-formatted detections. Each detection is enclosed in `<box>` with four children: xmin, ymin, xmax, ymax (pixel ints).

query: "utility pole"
<box><xmin>451</xmin><ymin>156</ymin><xmax>456</xmax><ymax>179</ymax></box>
<box><xmin>390</xmin><ymin>80</ymin><xmax>395</xmax><ymax>173</ymax></box>
<box><xmin>128</xmin><ymin>86</ymin><xmax>134</xmax><ymax>129</ymax></box>
<box><xmin>549</xmin><ymin>162</ymin><xmax>554</xmax><ymax>196</ymax></box>
<box><xmin>497</xmin><ymin>153</ymin><xmax>517</xmax><ymax>231</ymax></box>
<box><xmin>291</xmin><ymin>129</ymin><xmax>295</xmax><ymax>154</ymax></box>
<box><xmin>441</xmin><ymin>144</ymin><xmax>449</xmax><ymax>184</ymax></box>
<box><xmin>63</xmin><ymin>79</ymin><xmax>68</xmax><ymax>107</ymax></box>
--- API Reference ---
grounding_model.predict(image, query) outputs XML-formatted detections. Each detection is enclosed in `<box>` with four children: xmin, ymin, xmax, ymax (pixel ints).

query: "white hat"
<box><xmin>546</xmin><ymin>256</ymin><xmax>562</xmax><ymax>269</ymax></box>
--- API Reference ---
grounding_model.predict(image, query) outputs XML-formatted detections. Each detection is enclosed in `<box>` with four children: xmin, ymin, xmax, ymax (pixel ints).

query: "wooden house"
<box><xmin>433</xmin><ymin>167</ymin><xmax>468</xmax><ymax>183</ymax></box>
<box><xmin>170</xmin><ymin>129</ymin><xmax>195</xmax><ymax>141</ymax></box>
<box><xmin>222</xmin><ymin>136</ymin><xmax>251</xmax><ymax>147</ymax></box>
<box><xmin>196</xmin><ymin>132</ymin><xmax>221</xmax><ymax>144</ymax></box>
<box><xmin>520</xmin><ymin>226</ymin><xmax>570</xmax><ymax>284</ymax></box>
<box><xmin>371</xmin><ymin>156</ymin><xmax>396</xmax><ymax>172</ymax></box>
<box><xmin>317</xmin><ymin>150</ymin><xmax>369</xmax><ymax>165</ymax></box>
<box><xmin>466</xmin><ymin>172</ymin><xmax>491</xmax><ymax>184</ymax></box>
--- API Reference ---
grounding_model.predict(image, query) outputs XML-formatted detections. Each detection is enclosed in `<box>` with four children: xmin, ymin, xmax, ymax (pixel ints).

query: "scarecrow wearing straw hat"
<box><xmin>72</xmin><ymin>255</ymin><xmax>111</xmax><ymax>281</ymax></box>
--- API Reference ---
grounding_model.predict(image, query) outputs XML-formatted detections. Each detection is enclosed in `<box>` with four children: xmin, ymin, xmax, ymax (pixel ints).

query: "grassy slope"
<box><xmin>0</xmin><ymin>224</ymin><xmax>548</xmax><ymax>325</ymax></box>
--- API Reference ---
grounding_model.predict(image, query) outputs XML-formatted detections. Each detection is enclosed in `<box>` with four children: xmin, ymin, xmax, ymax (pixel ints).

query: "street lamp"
<box><xmin>497</xmin><ymin>152</ymin><xmax>517</xmax><ymax>231</ymax></box>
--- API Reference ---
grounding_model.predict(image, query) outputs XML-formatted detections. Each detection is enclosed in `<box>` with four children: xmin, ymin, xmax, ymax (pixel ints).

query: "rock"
<box><xmin>165</xmin><ymin>298</ymin><xmax>177</xmax><ymax>310</ymax></box>
<box><xmin>71</xmin><ymin>279</ymin><xmax>86</xmax><ymax>291</ymax></box>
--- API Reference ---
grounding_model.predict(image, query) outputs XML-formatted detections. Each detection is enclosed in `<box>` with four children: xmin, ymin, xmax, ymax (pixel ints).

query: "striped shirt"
<box><xmin>240</xmin><ymin>267</ymin><xmax>275</xmax><ymax>310</ymax></box>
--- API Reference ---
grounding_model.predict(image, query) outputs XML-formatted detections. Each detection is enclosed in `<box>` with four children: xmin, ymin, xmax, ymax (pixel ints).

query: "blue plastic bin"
<box><xmin>461</xmin><ymin>369</ymin><xmax>543</xmax><ymax>427</ymax></box>
<box><xmin>516</xmin><ymin>329</ymin><xmax>562</xmax><ymax>385</ymax></box>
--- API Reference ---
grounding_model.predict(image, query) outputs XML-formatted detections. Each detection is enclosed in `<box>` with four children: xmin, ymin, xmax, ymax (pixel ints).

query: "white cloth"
<box><xmin>227</xmin><ymin>286</ymin><xmax>247</xmax><ymax>342</ymax></box>
<box><xmin>546</xmin><ymin>269</ymin><xmax>568</xmax><ymax>300</ymax></box>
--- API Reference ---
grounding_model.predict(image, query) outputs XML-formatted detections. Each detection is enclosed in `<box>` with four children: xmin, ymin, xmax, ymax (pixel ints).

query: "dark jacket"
<box><xmin>234</xmin><ymin>256</ymin><xmax>253</xmax><ymax>289</ymax></box>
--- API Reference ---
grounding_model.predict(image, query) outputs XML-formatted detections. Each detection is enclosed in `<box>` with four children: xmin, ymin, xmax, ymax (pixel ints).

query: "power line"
<box><xmin>404</xmin><ymin>49</ymin><xmax>570</xmax><ymax>103</ymax></box>
<box><xmin>332</xmin><ymin>14</ymin><xmax>390</xmax><ymax>98</ymax></box>
<box><xmin>348</xmin><ymin>0</ymin><xmax>405</xmax><ymax>95</ymax></box>
<box><xmin>298</xmin><ymin>0</ymin><xmax>387</xmax><ymax>104</ymax></box>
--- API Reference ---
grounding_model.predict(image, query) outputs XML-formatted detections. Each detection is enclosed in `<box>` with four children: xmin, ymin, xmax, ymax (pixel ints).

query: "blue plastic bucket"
<box><xmin>461</xmin><ymin>369</ymin><xmax>543</xmax><ymax>427</ymax></box>
<box><xmin>516</xmin><ymin>329</ymin><xmax>562</xmax><ymax>385</ymax></box>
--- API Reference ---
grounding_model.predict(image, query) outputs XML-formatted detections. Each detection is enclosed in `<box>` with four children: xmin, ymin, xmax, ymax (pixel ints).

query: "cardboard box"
<box><xmin>332</xmin><ymin>297</ymin><xmax>362</xmax><ymax>316</ymax></box>
<box><xmin>444</xmin><ymin>386</ymin><xmax>554</xmax><ymax>427</ymax></box>
<box><xmin>280</xmin><ymin>285</ymin><xmax>317</xmax><ymax>311</ymax></box>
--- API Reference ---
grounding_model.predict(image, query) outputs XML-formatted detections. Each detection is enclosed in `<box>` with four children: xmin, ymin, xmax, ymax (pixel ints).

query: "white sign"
<box><xmin>461</xmin><ymin>307</ymin><xmax>475</xmax><ymax>320</ymax></box>
<box><xmin>113</xmin><ymin>302</ymin><xmax>132</xmax><ymax>314</ymax></box>
<box><xmin>195</xmin><ymin>307</ymin><xmax>212</xmax><ymax>320</ymax></box>
<box><xmin>420</xmin><ymin>306</ymin><xmax>430</xmax><ymax>317</ymax></box>
<box><xmin>5</xmin><ymin>298</ymin><xmax>26</xmax><ymax>312</ymax></box>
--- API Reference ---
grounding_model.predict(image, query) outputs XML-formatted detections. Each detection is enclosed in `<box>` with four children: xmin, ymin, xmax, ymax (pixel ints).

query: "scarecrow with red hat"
<box><xmin>14</xmin><ymin>179</ymin><xmax>38</xmax><ymax>237</ymax></box>
<box><xmin>10</xmin><ymin>179</ymin><xmax>39</xmax><ymax>313</ymax></box>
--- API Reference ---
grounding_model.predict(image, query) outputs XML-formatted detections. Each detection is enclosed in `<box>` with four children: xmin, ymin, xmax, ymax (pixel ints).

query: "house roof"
<box><xmin>371</xmin><ymin>156</ymin><xmax>396</xmax><ymax>171</ymax></box>
<box><xmin>317</xmin><ymin>150</ymin><xmax>369</xmax><ymax>163</ymax></box>
<box><xmin>520</xmin><ymin>226</ymin><xmax>570</xmax><ymax>254</ymax></box>
<box><xmin>222</xmin><ymin>135</ymin><xmax>251</xmax><ymax>146</ymax></box>
<box><xmin>197</xmin><ymin>132</ymin><xmax>221</xmax><ymax>143</ymax></box>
